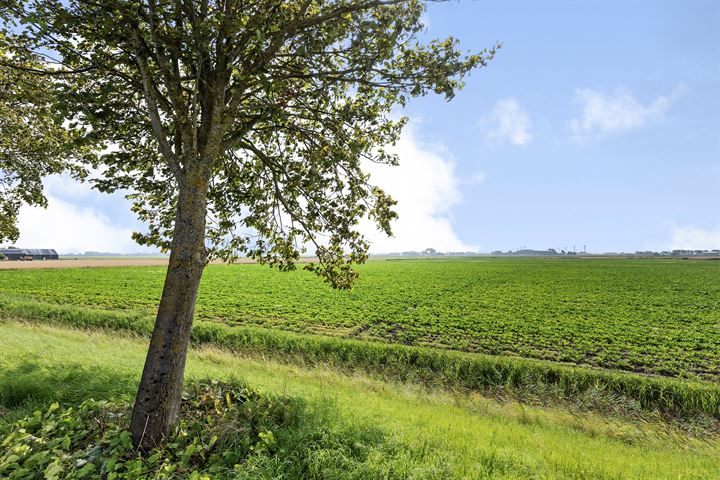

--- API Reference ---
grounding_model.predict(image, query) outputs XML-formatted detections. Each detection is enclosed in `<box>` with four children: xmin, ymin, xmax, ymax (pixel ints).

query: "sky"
<box><xmin>14</xmin><ymin>0</ymin><xmax>720</xmax><ymax>254</ymax></box>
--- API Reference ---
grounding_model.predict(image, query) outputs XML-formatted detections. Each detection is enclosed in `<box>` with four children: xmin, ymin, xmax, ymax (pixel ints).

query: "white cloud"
<box><xmin>480</xmin><ymin>98</ymin><xmax>532</xmax><ymax>146</ymax></box>
<box><xmin>42</xmin><ymin>174</ymin><xmax>94</xmax><ymax>199</ymax></box>
<box><xmin>14</xmin><ymin>176</ymin><xmax>148</xmax><ymax>254</ymax></box>
<box><xmin>670</xmin><ymin>225</ymin><xmax>720</xmax><ymax>250</ymax></box>
<box><xmin>16</xmin><ymin>195</ymin><xmax>141</xmax><ymax>254</ymax></box>
<box><xmin>569</xmin><ymin>87</ymin><xmax>669</xmax><ymax>139</ymax></box>
<box><xmin>361</xmin><ymin>127</ymin><xmax>475</xmax><ymax>253</ymax></box>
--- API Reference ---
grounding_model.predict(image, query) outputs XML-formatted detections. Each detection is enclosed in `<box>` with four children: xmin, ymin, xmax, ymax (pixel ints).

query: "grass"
<box><xmin>0</xmin><ymin>258</ymin><xmax>717</xmax><ymax>381</ymax></box>
<box><xmin>1</xmin><ymin>320</ymin><xmax>719</xmax><ymax>479</ymax></box>
<box><xmin>1</xmin><ymin>295</ymin><xmax>718</xmax><ymax>423</ymax></box>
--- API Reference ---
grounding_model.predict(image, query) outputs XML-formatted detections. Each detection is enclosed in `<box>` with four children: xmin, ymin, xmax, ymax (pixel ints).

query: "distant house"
<box><xmin>0</xmin><ymin>248</ymin><xmax>59</xmax><ymax>260</ymax></box>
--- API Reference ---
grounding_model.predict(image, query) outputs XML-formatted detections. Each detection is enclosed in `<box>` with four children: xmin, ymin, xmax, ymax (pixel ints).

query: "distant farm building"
<box><xmin>0</xmin><ymin>248</ymin><xmax>59</xmax><ymax>261</ymax></box>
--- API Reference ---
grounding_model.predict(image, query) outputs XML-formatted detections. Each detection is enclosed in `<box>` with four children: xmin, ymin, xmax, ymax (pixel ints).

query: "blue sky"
<box><xmin>15</xmin><ymin>0</ymin><xmax>720</xmax><ymax>254</ymax></box>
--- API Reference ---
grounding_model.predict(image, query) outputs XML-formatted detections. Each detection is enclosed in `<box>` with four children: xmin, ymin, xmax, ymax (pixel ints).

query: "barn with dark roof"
<box><xmin>0</xmin><ymin>248</ymin><xmax>59</xmax><ymax>260</ymax></box>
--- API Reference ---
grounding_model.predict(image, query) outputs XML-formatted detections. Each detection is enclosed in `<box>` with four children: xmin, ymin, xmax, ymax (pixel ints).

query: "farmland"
<box><xmin>1</xmin><ymin>257</ymin><xmax>720</xmax><ymax>478</ymax></box>
<box><xmin>0</xmin><ymin>257</ymin><xmax>718</xmax><ymax>381</ymax></box>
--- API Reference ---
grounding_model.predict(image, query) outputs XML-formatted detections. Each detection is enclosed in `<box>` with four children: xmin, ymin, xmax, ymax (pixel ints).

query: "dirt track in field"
<box><xmin>0</xmin><ymin>258</ymin><xmax>263</xmax><ymax>270</ymax></box>
<box><xmin>0</xmin><ymin>258</ymin><xmax>171</xmax><ymax>269</ymax></box>
<box><xmin>0</xmin><ymin>256</ymin><xmax>329</xmax><ymax>270</ymax></box>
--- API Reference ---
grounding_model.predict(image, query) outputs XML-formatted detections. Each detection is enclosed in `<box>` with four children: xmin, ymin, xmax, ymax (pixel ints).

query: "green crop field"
<box><xmin>0</xmin><ymin>257</ymin><xmax>718</xmax><ymax>381</ymax></box>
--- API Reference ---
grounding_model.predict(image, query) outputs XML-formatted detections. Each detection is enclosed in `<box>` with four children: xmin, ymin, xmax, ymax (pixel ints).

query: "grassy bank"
<box><xmin>1</xmin><ymin>321</ymin><xmax>718</xmax><ymax>479</ymax></box>
<box><xmin>1</xmin><ymin>296</ymin><xmax>717</xmax><ymax>423</ymax></box>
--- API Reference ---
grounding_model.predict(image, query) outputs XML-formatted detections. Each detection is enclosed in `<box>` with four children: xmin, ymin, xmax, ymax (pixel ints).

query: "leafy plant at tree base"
<box><xmin>0</xmin><ymin>0</ymin><xmax>497</xmax><ymax>448</ymax></box>
<box><xmin>1</xmin><ymin>381</ymin><xmax>297</xmax><ymax>479</ymax></box>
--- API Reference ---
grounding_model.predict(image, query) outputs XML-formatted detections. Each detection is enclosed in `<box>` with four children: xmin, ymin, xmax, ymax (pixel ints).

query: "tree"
<box><xmin>1</xmin><ymin>0</ymin><xmax>496</xmax><ymax>449</ymax></box>
<box><xmin>0</xmin><ymin>42</ymin><xmax>84</xmax><ymax>243</ymax></box>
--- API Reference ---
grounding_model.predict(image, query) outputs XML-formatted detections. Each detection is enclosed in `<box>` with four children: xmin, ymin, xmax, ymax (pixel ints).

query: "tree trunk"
<box><xmin>130</xmin><ymin>178</ymin><xmax>209</xmax><ymax>450</ymax></box>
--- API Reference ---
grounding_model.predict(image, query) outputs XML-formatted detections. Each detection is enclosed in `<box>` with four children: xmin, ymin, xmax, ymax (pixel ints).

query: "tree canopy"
<box><xmin>1</xmin><ymin>0</ymin><xmax>496</xmax><ymax>285</ymax></box>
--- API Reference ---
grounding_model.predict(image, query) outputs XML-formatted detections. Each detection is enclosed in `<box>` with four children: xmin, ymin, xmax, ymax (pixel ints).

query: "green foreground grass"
<box><xmin>1</xmin><ymin>321</ymin><xmax>719</xmax><ymax>479</ymax></box>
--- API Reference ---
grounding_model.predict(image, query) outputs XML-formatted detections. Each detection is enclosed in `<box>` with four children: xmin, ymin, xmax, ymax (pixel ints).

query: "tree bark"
<box><xmin>130</xmin><ymin>175</ymin><xmax>209</xmax><ymax>450</ymax></box>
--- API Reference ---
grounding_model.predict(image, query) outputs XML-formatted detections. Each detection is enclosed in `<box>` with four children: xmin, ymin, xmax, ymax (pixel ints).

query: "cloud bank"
<box><xmin>670</xmin><ymin>225</ymin><xmax>720</xmax><ymax>250</ymax></box>
<box><xmin>362</xmin><ymin>127</ymin><xmax>474</xmax><ymax>253</ymax></box>
<box><xmin>14</xmin><ymin>128</ymin><xmax>474</xmax><ymax>255</ymax></box>
<box><xmin>15</xmin><ymin>176</ymin><xmax>146</xmax><ymax>254</ymax></box>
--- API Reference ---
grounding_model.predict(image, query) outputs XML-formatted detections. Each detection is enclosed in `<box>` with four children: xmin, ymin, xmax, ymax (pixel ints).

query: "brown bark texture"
<box><xmin>130</xmin><ymin>177</ymin><xmax>209</xmax><ymax>450</ymax></box>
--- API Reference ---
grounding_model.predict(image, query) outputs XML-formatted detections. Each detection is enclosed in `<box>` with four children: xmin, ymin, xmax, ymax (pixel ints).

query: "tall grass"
<box><xmin>1</xmin><ymin>296</ymin><xmax>718</xmax><ymax>421</ymax></box>
<box><xmin>4</xmin><ymin>322</ymin><xmax>718</xmax><ymax>479</ymax></box>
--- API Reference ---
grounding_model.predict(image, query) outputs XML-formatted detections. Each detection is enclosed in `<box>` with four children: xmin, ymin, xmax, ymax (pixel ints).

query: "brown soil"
<box><xmin>0</xmin><ymin>258</ymin><xmax>171</xmax><ymax>269</ymax></box>
<box><xmin>0</xmin><ymin>258</ymin><xmax>265</xmax><ymax>270</ymax></box>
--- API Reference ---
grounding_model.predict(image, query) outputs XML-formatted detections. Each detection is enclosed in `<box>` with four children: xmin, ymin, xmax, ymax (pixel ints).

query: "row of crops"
<box><xmin>0</xmin><ymin>257</ymin><xmax>717</xmax><ymax>381</ymax></box>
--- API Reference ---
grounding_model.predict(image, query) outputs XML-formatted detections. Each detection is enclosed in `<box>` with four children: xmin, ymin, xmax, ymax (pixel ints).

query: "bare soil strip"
<box><xmin>0</xmin><ymin>257</ymin><xmax>312</xmax><ymax>270</ymax></box>
<box><xmin>0</xmin><ymin>259</ymin><xmax>171</xmax><ymax>269</ymax></box>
